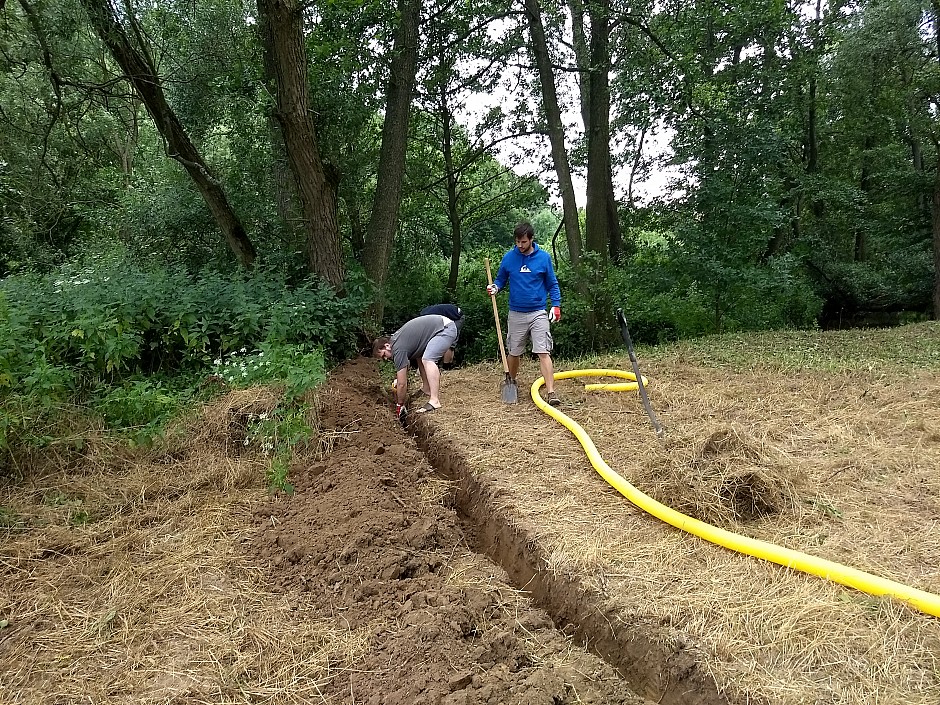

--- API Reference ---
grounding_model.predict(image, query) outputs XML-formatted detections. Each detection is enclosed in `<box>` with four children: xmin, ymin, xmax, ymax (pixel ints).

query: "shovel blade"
<box><xmin>501</xmin><ymin>376</ymin><xmax>518</xmax><ymax>404</ymax></box>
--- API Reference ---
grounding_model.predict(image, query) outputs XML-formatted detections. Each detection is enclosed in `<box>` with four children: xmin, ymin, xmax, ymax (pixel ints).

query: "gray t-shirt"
<box><xmin>420</xmin><ymin>304</ymin><xmax>463</xmax><ymax>339</ymax></box>
<box><xmin>390</xmin><ymin>315</ymin><xmax>446</xmax><ymax>371</ymax></box>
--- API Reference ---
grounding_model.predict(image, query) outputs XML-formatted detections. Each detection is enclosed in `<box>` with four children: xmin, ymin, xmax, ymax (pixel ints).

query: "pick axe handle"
<box><xmin>617</xmin><ymin>308</ymin><xmax>664</xmax><ymax>438</ymax></box>
<box><xmin>485</xmin><ymin>258</ymin><xmax>511</xmax><ymax>376</ymax></box>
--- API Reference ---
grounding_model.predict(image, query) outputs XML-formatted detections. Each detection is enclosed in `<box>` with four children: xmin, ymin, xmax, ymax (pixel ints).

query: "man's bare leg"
<box><xmin>507</xmin><ymin>354</ymin><xmax>520</xmax><ymax>383</ymax></box>
<box><xmin>538</xmin><ymin>352</ymin><xmax>554</xmax><ymax>393</ymax></box>
<box><xmin>417</xmin><ymin>362</ymin><xmax>431</xmax><ymax>396</ymax></box>
<box><xmin>420</xmin><ymin>359</ymin><xmax>442</xmax><ymax>409</ymax></box>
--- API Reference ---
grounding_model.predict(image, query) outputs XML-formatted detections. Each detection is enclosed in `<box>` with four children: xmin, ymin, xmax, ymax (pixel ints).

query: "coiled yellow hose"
<box><xmin>533</xmin><ymin>369</ymin><xmax>940</xmax><ymax>619</ymax></box>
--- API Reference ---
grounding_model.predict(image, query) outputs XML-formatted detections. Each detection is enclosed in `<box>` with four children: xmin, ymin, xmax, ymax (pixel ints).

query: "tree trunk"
<box><xmin>806</xmin><ymin>0</ymin><xmax>824</xmax><ymax>220</ymax></box>
<box><xmin>257</xmin><ymin>11</ymin><xmax>304</xmax><ymax>251</ymax></box>
<box><xmin>524</xmin><ymin>0</ymin><xmax>583</xmax><ymax>267</ymax></box>
<box><xmin>257</xmin><ymin>0</ymin><xmax>345</xmax><ymax>289</ymax></box>
<box><xmin>567</xmin><ymin>0</ymin><xmax>591</xmax><ymax>134</ymax></box>
<box><xmin>909</xmin><ymin>132</ymin><xmax>926</xmax><ymax>216</ymax></box>
<box><xmin>583</xmin><ymin>0</ymin><xmax>612</xmax><ymax>259</ymax></box>
<box><xmin>569</xmin><ymin>0</ymin><xmax>615</xmax><ymax>260</ymax></box>
<box><xmin>855</xmin><ymin>134</ymin><xmax>874</xmax><ymax>262</ymax></box>
<box><xmin>933</xmin><ymin>165</ymin><xmax>940</xmax><ymax>318</ymax></box>
<box><xmin>346</xmin><ymin>186</ymin><xmax>367</xmax><ymax>262</ymax></box>
<box><xmin>806</xmin><ymin>72</ymin><xmax>823</xmax><ymax>223</ymax></box>
<box><xmin>362</xmin><ymin>0</ymin><xmax>422</xmax><ymax>321</ymax></box>
<box><xmin>440</xmin><ymin>93</ymin><xmax>462</xmax><ymax>295</ymax></box>
<box><xmin>607</xmin><ymin>156</ymin><xmax>623</xmax><ymax>261</ymax></box>
<box><xmin>932</xmin><ymin>2</ymin><xmax>940</xmax><ymax>318</ymax></box>
<box><xmin>79</xmin><ymin>0</ymin><xmax>256</xmax><ymax>268</ymax></box>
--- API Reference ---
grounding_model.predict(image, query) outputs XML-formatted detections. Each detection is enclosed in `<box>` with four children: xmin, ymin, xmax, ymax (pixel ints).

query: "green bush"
<box><xmin>248</xmin><ymin>405</ymin><xmax>315</xmax><ymax>495</ymax></box>
<box><xmin>222</xmin><ymin>355</ymin><xmax>323</xmax><ymax>496</ymax></box>
<box><xmin>452</xmin><ymin>253</ymin><xmax>508</xmax><ymax>363</ymax></box>
<box><xmin>381</xmin><ymin>255</ymin><xmax>449</xmax><ymax>333</ymax></box>
<box><xmin>0</xmin><ymin>251</ymin><xmax>369</xmax><ymax>382</ymax></box>
<box><xmin>0</xmin><ymin>292</ymin><xmax>76</xmax><ymax>456</ymax></box>
<box><xmin>0</xmin><ymin>250</ymin><xmax>364</xmax><ymax>461</ymax></box>
<box><xmin>91</xmin><ymin>376</ymin><xmax>200</xmax><ymax>447</ymax></box>
<box><xmin>213</xmin><ymin>343</ymin><xmax>326</xmax><ymax>400</ymax></box>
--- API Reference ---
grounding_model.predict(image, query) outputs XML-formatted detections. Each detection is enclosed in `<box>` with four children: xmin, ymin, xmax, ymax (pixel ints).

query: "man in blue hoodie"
<box><xmin>486</xmin><ymin>221</ymin><xmax>562</xmax><ymax>406</ymax></box>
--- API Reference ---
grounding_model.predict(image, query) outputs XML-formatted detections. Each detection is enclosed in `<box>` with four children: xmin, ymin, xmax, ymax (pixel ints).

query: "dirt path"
<box><xmin>248</xmin><ymin>357</ymin><xmax>651</xmax><ymax>704</ymax></box>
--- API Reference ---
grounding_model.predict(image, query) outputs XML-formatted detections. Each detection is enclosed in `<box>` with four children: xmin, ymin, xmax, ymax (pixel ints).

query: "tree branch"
<box><xmin>16</xmin><ymin>0</ymin><xmax>63</xmax><ymax>186</ymax></box>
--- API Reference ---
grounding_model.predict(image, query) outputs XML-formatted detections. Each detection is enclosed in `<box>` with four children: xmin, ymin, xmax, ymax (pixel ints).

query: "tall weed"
<box><xmin>0</xmin><ymin>251</ymin><xmax>363</xmax><ymax>464</ymax></box>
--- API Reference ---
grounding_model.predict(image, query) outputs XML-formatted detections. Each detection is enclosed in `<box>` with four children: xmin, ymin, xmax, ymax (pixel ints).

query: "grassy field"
<box><xmin>2</xmin><ymin>321</ymin><xmax>938</xmax><ymax>705</ymax></box>
<box><xmin>433</xmin><ymin>321</ymin><xmax>940</xmax><ymax>704</ymax></box>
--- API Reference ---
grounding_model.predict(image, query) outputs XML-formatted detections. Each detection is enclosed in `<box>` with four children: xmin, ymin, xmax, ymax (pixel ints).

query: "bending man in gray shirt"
<box><xmin>372</xmin><ymin>313</ymin><xmax>458</xmax><ymax>425</ymax></box>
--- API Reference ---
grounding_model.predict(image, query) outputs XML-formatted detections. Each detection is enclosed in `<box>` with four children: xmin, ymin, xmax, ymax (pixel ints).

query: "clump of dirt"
<box><xmin>641</xmin><ymin>425</ymin><xmax>799</xmax><ymax>527</ymax></box>
<box><xmin>247</xmin><ymin>356</ymin><xmax>651</xmax><ymax>705</ymax></box>
<box><xmin>716</xmin><ymin>471</ymin><xmax>781</xmax><ymax>521</ymax></box>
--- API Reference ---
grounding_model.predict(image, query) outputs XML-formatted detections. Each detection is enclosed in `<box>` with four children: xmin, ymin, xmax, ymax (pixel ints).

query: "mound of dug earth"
<box><xmin>248</xmin><ymin>356</ymin><xmax>650</xmax><ymax>705</ymax></box>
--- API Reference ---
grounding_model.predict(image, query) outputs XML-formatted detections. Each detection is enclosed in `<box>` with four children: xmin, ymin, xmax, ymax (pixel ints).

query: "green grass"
<box><xmin>634</xmin><ymin>321</ymin><xmax>940</xmax><ymax>373</ymax></box>
<box><xmin>0</xmin><ymin>506</ymin><xmax>24</xmax><ymax>529</ymax></box>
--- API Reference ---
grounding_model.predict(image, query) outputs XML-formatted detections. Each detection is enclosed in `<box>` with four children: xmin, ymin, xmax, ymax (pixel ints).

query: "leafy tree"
<box><xmin>797</xmin><ymin>0</ymin><xmax>934</xmax><ymax>319</ymax></box>
<box><xmin>407</xmin><ymin>0</ymin><xmax>547</xmax><ymax>294</ymax></box>
<box><xmin>0</xmin><ymin>0</ymin><xmax>129</xmax><ymax>272</ymax></box>
<box><xmin>78</xmin><ymin>0</ymin><xmax>258</xmax><ymax>267</ymax></box>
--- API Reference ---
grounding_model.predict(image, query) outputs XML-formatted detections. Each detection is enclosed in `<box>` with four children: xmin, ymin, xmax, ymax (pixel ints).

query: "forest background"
<box><xmin>1</xmin><ymin>0</ymin><xmax>939</xmax><ymax>469</ymax></box>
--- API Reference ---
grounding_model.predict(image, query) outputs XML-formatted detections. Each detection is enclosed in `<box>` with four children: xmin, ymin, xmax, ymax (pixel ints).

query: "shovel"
<box><xmin>485</xmin><ymin>257</ymin><xmax>518</xmax><ymax>404</ymax></box>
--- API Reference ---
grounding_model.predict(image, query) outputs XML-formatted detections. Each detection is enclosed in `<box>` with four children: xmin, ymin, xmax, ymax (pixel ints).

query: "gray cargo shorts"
<box><xmin>506</xmin><ymin>309</ymin><xmax>553</xmax><ymax>356</ymax></box>
<box><xmin>422</xmin><ymin>320</ymin><xmax>459</xmax><ymax>363</ymax></box>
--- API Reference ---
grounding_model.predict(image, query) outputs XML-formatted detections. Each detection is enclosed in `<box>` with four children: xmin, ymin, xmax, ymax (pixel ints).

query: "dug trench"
<box><xmin>248</xmin><ymin>356</ymin><xmax>730</xmax><ymax>705</ymax></box>
<box><xmin>415</xmin><ymin>405</ymin><xmax>729</xmax><ymax>705</ymax></box>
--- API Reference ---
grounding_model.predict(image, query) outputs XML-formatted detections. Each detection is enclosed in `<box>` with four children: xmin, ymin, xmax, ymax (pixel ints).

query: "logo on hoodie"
<box><xmin>520</xmin><ymin>265</ymin><xmax>531</xmax><ymax>273</ymax></box>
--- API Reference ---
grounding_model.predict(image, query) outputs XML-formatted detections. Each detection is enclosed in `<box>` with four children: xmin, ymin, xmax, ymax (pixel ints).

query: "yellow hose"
<box><xmin>533</xmin><ymin>369</ymin><xmax>940</xmax><ymax>619</ymax></box>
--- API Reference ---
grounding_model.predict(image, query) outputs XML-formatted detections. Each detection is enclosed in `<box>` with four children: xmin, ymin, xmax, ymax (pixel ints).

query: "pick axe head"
<box><xmin>616</xmin><ymin>308</ymin><xmax>630</xmax><ymax>342</ymax></box>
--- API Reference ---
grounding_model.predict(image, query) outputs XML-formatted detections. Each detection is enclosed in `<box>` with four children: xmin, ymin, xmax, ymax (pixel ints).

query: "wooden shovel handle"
<box><xmin>485</xmin><ymin>258</ymin><xmax>511</xmax><ymax>375</ymax></box>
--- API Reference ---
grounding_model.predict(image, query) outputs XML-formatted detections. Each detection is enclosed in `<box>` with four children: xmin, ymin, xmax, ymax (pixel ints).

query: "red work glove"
<box><xmin>549</xmin><ymin>306</ymin><xmax>561</xmax><ymax>323</ymax></box>
<box><xmin>486</xmin><ymin>283</ymin><xmax>499</xmax><ymax>296</ymax></box>
<box><xmin>395</xmin><ymin>403</ymin><xmax>409</xmax><ymax>428</ymax></box>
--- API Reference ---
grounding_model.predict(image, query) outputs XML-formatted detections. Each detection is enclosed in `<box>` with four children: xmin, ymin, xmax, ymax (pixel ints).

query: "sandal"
<box><xmin>415</xmin><ymin>402</ymin><xmax>441</xmax><ymax>413</ymax></box>
<box><xmin>546</xmin><ymin>391</ymin><xmax>561</xmax><ymax>407</ymax></box>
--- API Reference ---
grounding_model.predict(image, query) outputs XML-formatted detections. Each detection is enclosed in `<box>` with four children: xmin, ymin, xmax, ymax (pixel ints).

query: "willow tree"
<box><xmin>77</xmin><ymin>0</ymin><xmax>257</xmax><ymax>269</ymax></box>
<box><xmin>256</xmin><ymin>0</ymin><xmax>345</xmax><ymax>289</ymax></box>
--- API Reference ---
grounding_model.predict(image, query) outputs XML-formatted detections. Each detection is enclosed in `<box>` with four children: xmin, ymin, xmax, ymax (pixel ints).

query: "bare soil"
<box><xmin>246</xmin><ymin>356</ymin><xmax>654</xmax><ymax>705</ymax></box>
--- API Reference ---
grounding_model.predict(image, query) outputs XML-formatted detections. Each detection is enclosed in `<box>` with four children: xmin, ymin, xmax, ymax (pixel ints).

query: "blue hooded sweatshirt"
<box><xmin>493</xmin><ymin>242</ymin><xmax>561</xmax><ymax>313</ymax></box>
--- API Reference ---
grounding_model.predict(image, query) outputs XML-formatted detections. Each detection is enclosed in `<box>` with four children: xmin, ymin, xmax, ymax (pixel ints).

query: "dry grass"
<box><xmin>0</xmin><ymin>388</ymin><xmax>367</xmax><ymax>705</ymax></box>
<box><xmin>3</xmin><ymin>323</ymin><xmax>939</xmax><ymax>705</ymax></box>
<box><xmin>434</xmin><ymin>323</ymin><xmax>940</xmax><ymax>705</ymax></box>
